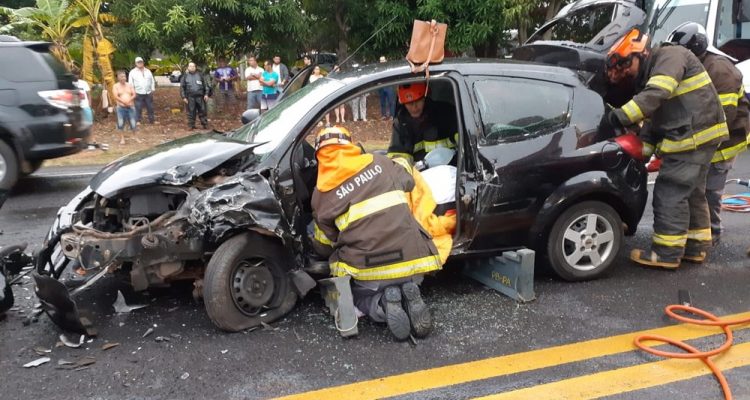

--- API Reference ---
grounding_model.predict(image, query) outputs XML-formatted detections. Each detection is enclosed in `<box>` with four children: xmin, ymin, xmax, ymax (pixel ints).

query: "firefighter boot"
<box><xmin>401</xmin><ymin>282</ymin><xmax>432</xmax><ymax>338</ymax></box>
<box><xmin>382</xmin><ymin>286</ymin><xmax>411</xmax><ymax>341</ymax></box>
<box><xmin>630</xmin><ymin>249</ymin><xmax>680</xmax><ymax>269</ymax></box>
<box><xmin>682</xmin><ymin>250</ymin><xmax>707</xmax><ymax>264</ymax></box>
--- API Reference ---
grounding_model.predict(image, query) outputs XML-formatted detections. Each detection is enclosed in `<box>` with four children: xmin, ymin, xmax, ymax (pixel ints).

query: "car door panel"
<box><xmin>468</xmin><ymin>76</ymin><xmax>576</xmax><ymax>251</ymax></box>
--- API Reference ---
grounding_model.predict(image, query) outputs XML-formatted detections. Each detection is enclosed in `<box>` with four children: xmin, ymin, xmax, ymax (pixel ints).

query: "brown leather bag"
<box><xmin>406</xmin><ymin>19</ymin><xmax>447</xmax><ymax>74</ymax></box>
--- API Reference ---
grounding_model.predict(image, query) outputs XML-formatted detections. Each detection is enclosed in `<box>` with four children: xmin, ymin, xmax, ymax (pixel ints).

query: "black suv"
<box><xmin>0</xmin><ymin>38</ymin><xmax>92</xmax><ymax>188</ymax></box>
<box><xmin>33</xmin><ymin>59</ymin><xmax>648</xmax><ymax>333</ymax></box>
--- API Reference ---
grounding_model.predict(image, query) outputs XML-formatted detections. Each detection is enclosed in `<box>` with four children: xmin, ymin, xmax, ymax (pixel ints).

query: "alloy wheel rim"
<box><xmin>561</xmin><ymin>213</ymin><xmax>615</xmax><ymax>271</ymax></box>
<box><xmin>0</xmin><ymin>154</ymin><xmax>6</xmax><ymax>183</ymax></box>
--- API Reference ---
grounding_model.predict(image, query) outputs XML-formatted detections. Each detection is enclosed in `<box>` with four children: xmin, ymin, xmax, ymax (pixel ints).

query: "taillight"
<box><xmin>38</xmin><ymin>89</ymin><xmax>80</xmax><ymax>109</ymax></box>
<box><xmin>614</xmin><ymin>133</ymin><xmax>644</xmax><ymax>162</ymax></box>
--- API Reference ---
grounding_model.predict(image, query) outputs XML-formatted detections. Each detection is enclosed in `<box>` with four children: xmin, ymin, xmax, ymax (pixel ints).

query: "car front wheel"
<box><xmin>547</xmin><ymin>201</ymin><xmax>623</xmax><ymax>281</ymax></box>
<box><xmin>0</xmin><ymin>141</ymin><xmax>19</xmax><ymax>189</ymax></box>
<box><xmin>203</xmin><ymin>233</ymin><xmax>296</xmax><ymax>332</ymax></box>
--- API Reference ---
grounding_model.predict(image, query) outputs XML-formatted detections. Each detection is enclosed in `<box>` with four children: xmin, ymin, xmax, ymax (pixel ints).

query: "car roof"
<box><xmin>0</xmin><ymin>41</ymin><xmax>51</xmax><ymax>50</ymax></box>
<box><xmin>329</xmin><ymin>57</ymin><xmax>584</xmax><ymax>87</ymax></box>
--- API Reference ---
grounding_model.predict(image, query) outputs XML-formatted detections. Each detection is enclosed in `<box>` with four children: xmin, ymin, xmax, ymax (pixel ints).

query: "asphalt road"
<box><xmin>1</xmin><ymin>160</ymin><xmax>749</xmax><ymax>400</ymax></box>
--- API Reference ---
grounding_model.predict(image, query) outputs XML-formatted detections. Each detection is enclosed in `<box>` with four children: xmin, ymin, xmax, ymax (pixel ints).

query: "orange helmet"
<box><xmin>607</xmin><ymin>28</ymin><xmax>649</xmax><ymax>70</ymax></box>
<box><xmin>398</xmin><ymin>82</ymin><xmax>428</xmax><ymax>104</ymax></box>
<box><xmin>315</xmin><ymin>126</ymin><xmax>352</xmax><ymax>150</ymax></box>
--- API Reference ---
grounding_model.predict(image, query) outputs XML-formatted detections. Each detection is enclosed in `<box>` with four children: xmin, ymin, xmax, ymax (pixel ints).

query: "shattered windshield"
<box><xmin>650</xmin><ymin>0</ymin><xmax>710</xmax><ymax>45</ymax></box>
<box><xmin>230</xmin><ymin>77</ymin><xmax>344</xmax><ymax>156</ymax></box>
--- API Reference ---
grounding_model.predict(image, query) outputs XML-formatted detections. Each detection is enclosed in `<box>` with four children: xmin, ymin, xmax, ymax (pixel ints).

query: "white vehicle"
<box><xmin>648</xmin><ymin>0</ymin><xmax>750</xmax><ymax>87</ymax></box>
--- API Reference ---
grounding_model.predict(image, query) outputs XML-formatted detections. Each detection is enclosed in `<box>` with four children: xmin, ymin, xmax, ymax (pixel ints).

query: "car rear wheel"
<box><xmin>203</xmin><ymin>233</ymin><xmax>295</xmax><ymax>332</ymax></box>
<box><xmin>0</xmin><ymin>141</ymin><xmax>19</xmax><ymax>189</ymax></box>
<box><xmin>547</xmin><ymin>201</ymin><xmax>623</xmax><ymax>281</ymax></box>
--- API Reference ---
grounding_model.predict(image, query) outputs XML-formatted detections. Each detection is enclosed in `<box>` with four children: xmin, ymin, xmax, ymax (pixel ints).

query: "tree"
<box><xmin>420</xmin><ymin>0</ymin><xmax>511</xmax><ymax>57</ymax></box>
<box><xmin>73</xmin><ymin>0</ymin><xmax>117</xmax><ymax>103</ymax></box>
<box><xmin>0</xmin><ymin>0</ymin><xmax>84</xmax><ymax>68</ymax></box>
<box><xmin>110</xmin><ymin>0</ymin><xmax>309</xmax><ymax>65</ymax></box>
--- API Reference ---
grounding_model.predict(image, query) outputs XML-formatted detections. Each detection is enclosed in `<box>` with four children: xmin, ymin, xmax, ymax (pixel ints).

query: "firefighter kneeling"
<box><xmin>311</xmin><ymin>126</ymin><xmax>442</xmax><ymax>340</ymax></box>
<box><xmin>607</xmin><ymin>29</ymin><xmax>729</xmax><ymax>269</ymax></box>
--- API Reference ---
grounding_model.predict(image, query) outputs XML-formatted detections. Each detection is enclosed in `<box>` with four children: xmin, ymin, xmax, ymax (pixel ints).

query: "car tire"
<box><xmin>547</xmin><ymin>201</ymin><xmax>623</xmax><ymax>281</ymax></box>
<box><xmin>0</xmin><ymin>140</ymin><xmax>19</xmax><ymax>189</ymax></box>
<box><xmin>203</xmin><ymin>233</ymin><xmax>293</xmax><ymax>332</ymax></box>
<box><xmin>22</xmin><ymin>160</ymin><xmax>43</xmax><ymax>176</ymax></box>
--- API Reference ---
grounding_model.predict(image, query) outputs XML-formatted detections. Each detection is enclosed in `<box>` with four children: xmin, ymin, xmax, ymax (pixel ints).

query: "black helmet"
<box><xmin>666</xmin><ymin>22</ymin><xmax>708</xmax><ymax>57</ymax></box>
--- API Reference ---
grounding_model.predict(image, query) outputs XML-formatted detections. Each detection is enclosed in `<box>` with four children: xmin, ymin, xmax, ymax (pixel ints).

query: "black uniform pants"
<box><xmin>705</xmin><ymin>158</ymin><xmax>735</xmax><ymax>237</ymax></box>
<box><xmin>651</xmin><ymin>145</ymin><xmax>716</xmax><ymax>260</ymax></box>
<box><xmin>187</xmin><ymin>95</ymin><xmax>208</xmax><ymax>128</ymax></box>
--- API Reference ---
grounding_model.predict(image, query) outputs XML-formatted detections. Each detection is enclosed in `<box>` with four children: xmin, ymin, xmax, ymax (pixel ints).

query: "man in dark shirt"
<box><xmin>387</xmin><ymin>82</ymin><xmax>458</xmax><ymax>164</ymax></box>
<box><xmin>180</xmin><ymin>62</ymin><xmax>210</xmax><ymax>129</ymax></box>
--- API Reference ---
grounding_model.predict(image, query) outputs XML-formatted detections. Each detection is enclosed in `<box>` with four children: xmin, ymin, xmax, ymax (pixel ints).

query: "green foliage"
<box><xmin>110</xmin><ymin>0</ymin><xmax>310</xmax><ymax>65</ymax></box>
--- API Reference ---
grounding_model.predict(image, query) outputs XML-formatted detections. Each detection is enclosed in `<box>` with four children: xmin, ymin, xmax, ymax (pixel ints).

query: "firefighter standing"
<box><xmin>667</xmin><ymin>22</ymin><xmax>750</xmax><ymax>245</ymax></box>
<box><xmin>387</xmin><ymin>82</ymin><xmax>458</xmax><ymax>163</ymax></box>
<box><xmin>607</xmin><ymin>29</ymin><xmax>729</xmax><ymax>268</ymax></box>
<box><xmin>180</xmin><ymin>62</ymin><xmax>210</xmax><ymax>129</ymax></box>
<box><xmin>311</xmin><ymin>126</ymin><xmax>441</xmax><ymax>340</ymax></box>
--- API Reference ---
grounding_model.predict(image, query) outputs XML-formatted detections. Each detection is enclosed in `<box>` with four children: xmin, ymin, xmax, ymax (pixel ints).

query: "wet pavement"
<box><xmin>1</xmin><ymin>161</ymin><xmax>749</xmax><ymax>400</ymax></box>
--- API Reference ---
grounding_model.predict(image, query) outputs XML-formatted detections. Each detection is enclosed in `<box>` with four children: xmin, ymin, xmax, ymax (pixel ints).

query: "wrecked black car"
<box><xmin>34</xmin><ymin>58</ymin><xmax>649</xmax><ymax>333</ymax></box>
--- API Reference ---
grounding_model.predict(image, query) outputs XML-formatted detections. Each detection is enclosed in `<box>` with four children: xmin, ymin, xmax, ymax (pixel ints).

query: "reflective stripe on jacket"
<box><xmin>702</xmin><ymin>53</ymin><xmax>750</xmax><ymax>162</ymax></box>
<box><xmin>614</xmin><ymin>44</ymin><xmax>728</xmax><ymax>154</ymax></box>
<box><xmin>311</xmin><ymin>153</ymin><xmax>441</xmax><ymax>281</ymax></box>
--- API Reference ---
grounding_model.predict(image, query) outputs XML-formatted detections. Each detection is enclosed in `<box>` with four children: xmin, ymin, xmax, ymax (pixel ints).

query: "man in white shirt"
<box><xmin>244</xmin><ymin>56</ymin><xmax>264</xmax><ymax>111</ymax></box>
<box><xmin>128</xmin><ymin>56</ymin><xmax>156</xmax><ymax>124</ymax></box>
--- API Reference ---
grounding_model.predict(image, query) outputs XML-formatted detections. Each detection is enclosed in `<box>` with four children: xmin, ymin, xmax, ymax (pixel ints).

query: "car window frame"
<box><xmin>284</xmin><ymin>74</ymin><xmax>467</xmax><ymax>202</ymax></box>
<box><xmin>528</xmin><ymin>3</ymin><xmax>617</xmax><ymax>44</ymax></box>
<box><xmin>471</xmin><ymin>76</ymin><xmax>574</xmax><ymax>145</ymax></box>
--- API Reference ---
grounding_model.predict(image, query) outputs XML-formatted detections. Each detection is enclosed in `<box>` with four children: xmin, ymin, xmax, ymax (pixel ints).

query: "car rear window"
<box><xmin>0</xmin><ymin>46</ymin><xmax>72</xmax><ymax>88</ymax></box>
<box><xmin>529</xmin><ymin>4</ymin><xmax>616</xmax><ymax>44</ymax></box>
<box><xmin>474</xmin><ymin>78</ymin><xmax>571</xmax><ymax>142</ymax></box>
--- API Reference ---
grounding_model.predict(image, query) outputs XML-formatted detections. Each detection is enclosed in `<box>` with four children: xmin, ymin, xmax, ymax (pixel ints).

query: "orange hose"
<box><xmin>721</xmin><ymin>195</ymin><xmax>750</xmax><ymax>212</ymax></box>
<box><xmin>634</xmin><ymin>305</ymin><xmax>750</xmax><ymax>400</ymax></box>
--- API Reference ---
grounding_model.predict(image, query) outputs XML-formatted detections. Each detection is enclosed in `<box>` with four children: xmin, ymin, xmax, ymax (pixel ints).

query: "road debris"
<box><xmin>142</xmin><ymin>327</ymin><xmax>154</xmax><ymax>338</ymax></box>
<box><xmin>261</xmin><ymin>321</ymin><xmax>278</xmax><ymax>331</ymax></box>
<box><xmin>113</xmin><ymin>290</ymin><xmax>148</xmax><ymax>313</ymax></box>
<box><xmin>74</xmin><ymin>356</ymin><xmax>96</xmax><ymax>368</ymax></box>
<box><xmin>33</xmin><ymin>347</ymin><xmax>52</xmax><ymax>355</ymax></box>
<box><xmin>154</xmin><ymin>336</ymin><xmax>170</xmax><ymax>343</ymax></box>
<box><xmin>23</xmin><ymin>357</ymin><xmax>50</xmax><ymax>368</ymax></box>
<box><xmin>57</xmin><ymin>359</ymin><xmax>74</xmax><ymax>366</ymax></box>
<box><xmin>180</xmin><ymin>372</ymin><xmax>189</xmax><ymax>380</ymax></box>
<box><xmin>101</xmin><ymin>343</ymin><xmax>120</xmax><ymax>351</ymax></box>
<box><xmin>59</xmin><ymin>333</ymin><xmax>85</xmax><ymax>348</ymax></box>
<box><xmin>221</xmin><ymin>349</ymin><xmax>228</xmax><ymax>354</ymax></box>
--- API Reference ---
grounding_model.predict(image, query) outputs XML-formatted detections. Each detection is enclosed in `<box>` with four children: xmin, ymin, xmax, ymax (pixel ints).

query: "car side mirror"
<box><xmin>241</xmin><ymin>109</ymin><xmax>260</xmax><ymax>124</ymax></box>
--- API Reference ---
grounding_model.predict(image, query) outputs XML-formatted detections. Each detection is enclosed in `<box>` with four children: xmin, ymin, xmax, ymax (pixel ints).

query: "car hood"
<box><xmin>90</xmin><ymin>133</ymin><xmax>261</xmax><ymax>198</ymax></box>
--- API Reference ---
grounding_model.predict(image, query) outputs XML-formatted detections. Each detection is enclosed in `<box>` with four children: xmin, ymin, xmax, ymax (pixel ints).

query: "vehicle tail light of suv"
<box><xmin>614</xmin><ymin>133</ymin><xmax>645</xmax><ymax>162</ymax></box>
<box><xmin>37</xmin><ymin>89</ymin><xmax>80</xmax><ymax>109</ymax></box>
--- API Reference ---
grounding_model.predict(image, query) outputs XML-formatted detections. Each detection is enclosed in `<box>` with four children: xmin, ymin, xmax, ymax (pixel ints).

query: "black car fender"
<box><xmin>528</xmin><ymin>170</ymin><xmax>635</xmax><ymax>246</ymax></box>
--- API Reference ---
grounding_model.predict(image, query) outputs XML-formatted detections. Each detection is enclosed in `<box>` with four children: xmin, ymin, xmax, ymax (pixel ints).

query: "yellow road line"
<box><xmin>275</xmin><ymin>311</ymin><xmax>750</xmax><ymax>400</ymax></box>
<box><xmin>475</xmin><ymin>340</ymin><xmax>750</xmax><ymax>400</ymax></box>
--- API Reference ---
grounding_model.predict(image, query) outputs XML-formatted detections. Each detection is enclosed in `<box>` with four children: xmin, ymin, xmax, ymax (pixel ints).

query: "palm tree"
<box><xmin>73</xmin><ymin>0</ymin><xmax>117</xmax><ymax>104</ymax></box>
<box><xmin>0</xmin><ymin>0</ymin><xmax>84</xmax><ymax>69</ymax></box>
